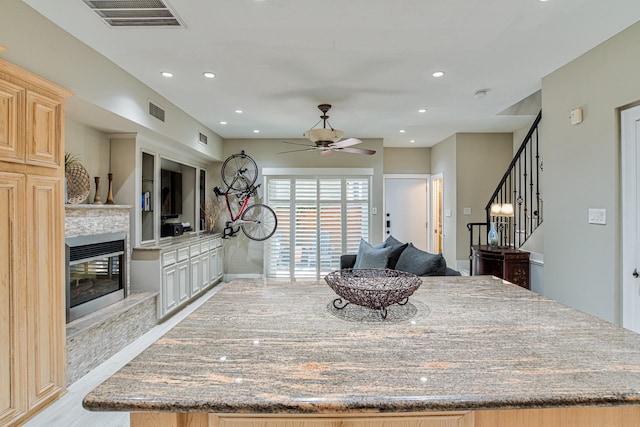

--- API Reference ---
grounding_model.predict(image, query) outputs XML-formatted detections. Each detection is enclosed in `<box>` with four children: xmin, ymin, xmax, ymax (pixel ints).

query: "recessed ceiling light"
<box><xmin>410</xmin><ymin>140</ymin><xmax>416</xmax><ymax>143</ymax></box>
<box><xmin>253</xmin><ymin>129</ymin><xmax>260</xmax><ymax>133</ymax></box>
<box><xmin>235</xmin><ymin>109</ymin><xmax>243</xmax><ymax>114</ymax></box>
<box><xmin>418</xmin><ymin>109</ymin><xmax>427</xmax><ymax>113</ymax></box>
<box><xmin>203</xmin><ymin>72</ymin><xmax>216</xmax><ymax>79</ymax></box>
<box><xmin>399</xmin><ymin>129</ymin><xmax>406</xmax><ymax>133</ymax></box>
<box><xmin>432</xmin><ymin>71</ymin><xmax>445</xmax><ymax>78</ymax></box>
<box><xmin>219</xmin><ymin>121</ymin><xmax>227</xmax><ymax>125</ymax></box>
<box><xmin>161</xmin><ymin>71</ymin><xmax>174</xmax><ymax>78</ymax></box>
<box><xmin>474</xmin><ymin>89</ymin><xmax>490</xmax><ymax>98</ymax></box>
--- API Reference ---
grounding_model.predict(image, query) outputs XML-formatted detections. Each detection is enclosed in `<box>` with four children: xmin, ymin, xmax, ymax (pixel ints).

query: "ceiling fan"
<box><xmin>279</xmin><ymin>104</ymin><xmax>376</xmax><ymax>156</ymax></box>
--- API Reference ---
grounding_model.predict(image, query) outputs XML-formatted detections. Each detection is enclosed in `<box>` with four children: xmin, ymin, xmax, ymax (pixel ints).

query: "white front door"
<box><xmin>383</xmin><ymin>176</ymin><xmax>428</xmax><ymax>250</ymax></box>
<box><xmin>622</xmin><ymin>104</ymin><xmax>640</xmax><ymax>333</ymax></box>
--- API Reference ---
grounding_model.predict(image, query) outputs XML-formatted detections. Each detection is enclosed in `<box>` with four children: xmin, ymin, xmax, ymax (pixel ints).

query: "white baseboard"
<box><xmin>456</xmin><ymin>260</ymin><xmax>471</xmax><ymax>276</ymax></box>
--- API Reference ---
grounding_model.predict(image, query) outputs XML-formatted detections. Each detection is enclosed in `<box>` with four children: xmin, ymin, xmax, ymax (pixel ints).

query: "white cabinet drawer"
<box><xmin>162</xmin><ymin>250</ymin><xmax>177</xmax><ymax>267</ymax></box>
<box><xmin>201</xmin><ymin>242</ymin><xmax>210</xmax><ymax>253</ymax></box>
<box><xmin>212</xmin><ymin>237</ymin><xmax>222</xmax><ymax>249</ymax></box>
<box><xmin>177</xmin><ymin>246</ymin><xmax>190</xmax><ymax>262</ymax></box>
<box><xmin>190</xmin><ymin>243</ymin><xmax>200</xmax><ymax>257</ymax></box>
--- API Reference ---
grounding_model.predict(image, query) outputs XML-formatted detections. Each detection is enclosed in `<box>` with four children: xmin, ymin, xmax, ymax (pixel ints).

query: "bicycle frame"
<box><xmin>223</xmin><ymin>189</ymin><xmax>251</xmax><ymax>222</ymax></box>
<box><xmin>214</xmin><ymin>184</ymin><xmax>259</xmax><ymax>238</ymax></box>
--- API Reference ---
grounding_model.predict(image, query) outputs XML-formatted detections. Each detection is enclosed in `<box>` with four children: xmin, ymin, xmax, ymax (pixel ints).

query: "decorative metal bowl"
<box><xmin>324</xmin><ymin>269</ymin><xmax>422</xmax><ymax>319</ymax></box>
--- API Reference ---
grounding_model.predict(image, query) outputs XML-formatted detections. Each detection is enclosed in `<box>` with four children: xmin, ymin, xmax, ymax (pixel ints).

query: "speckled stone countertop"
<box><xmin>83</xmin><ymin>276</ymin><xmax>640</xmax><ymax>414</ymax></box>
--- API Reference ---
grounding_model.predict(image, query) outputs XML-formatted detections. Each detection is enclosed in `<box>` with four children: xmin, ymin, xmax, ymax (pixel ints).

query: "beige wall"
<box><xmin>455</xmin><ymin>133</ymin><xmax>513</xmax><ymax>261</ymax></box>
<box><xmin>541</xmin><ymin>20</ymin><xmax>640</xmax><ymax>323</ymax></box>
<box><xmin>383</xmin><ymin>147</ymin><xmax>431</xmax><ymax>174</ymax></box>
<box><xmin>430</xmin><ymin>135</ymin><xmax>457</xmax><ymax>266</ymax></box>
<box><xmin>430</xmin><ymin>133</ymin><xmax>514</xmax><ymax>268</ymax></box>
<box><xmin>66</xmin><ymin>118</ymin><xmax>111</xmax><ymax>203</ymax></box>
<box><xmin>218</xmin><ymin>138</ymin><xmax>384</xmax><ymax>276</ymax></box>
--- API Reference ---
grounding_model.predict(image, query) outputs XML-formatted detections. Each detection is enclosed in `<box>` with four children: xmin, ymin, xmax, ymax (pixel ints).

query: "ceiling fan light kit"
<box><xmin>304</xmin><ymin>128</ymin><xmax>344</xmax><ymax>144</ymax></box>
<box><xmin>279</xmin><ymin>104</ymin><xmax>376</xmax><ymax>156</ymax></box>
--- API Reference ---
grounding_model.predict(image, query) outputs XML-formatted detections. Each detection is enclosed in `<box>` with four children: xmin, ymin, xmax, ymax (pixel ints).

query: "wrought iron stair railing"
<box><xmin>467</xmin><ymin>110</ymin><xmax>542</xmax><ymax>274</ymax></box>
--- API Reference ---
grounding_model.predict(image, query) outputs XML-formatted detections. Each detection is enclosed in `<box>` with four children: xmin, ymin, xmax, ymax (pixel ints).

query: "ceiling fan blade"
<box><xmin>331</xmin><ymin>137</ymin><xmax>362</xmax><ymax>148</ymax></box>
<box><xmin>281</xmin><ymin>140</ymin><xmax>313</xmax><ymax>147</ymax></box>
<box><xmin>336</xmin><ymin>147</ymin><xmax>376</xmax><ymax>155</ymax></box>
<box><xmin>277</xmin><ymin>148</ymin><xmax>317</xmax><ymax>155</ymax></box>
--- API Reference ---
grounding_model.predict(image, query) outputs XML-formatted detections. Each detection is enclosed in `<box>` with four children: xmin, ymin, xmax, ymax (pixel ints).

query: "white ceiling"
<box><xmin>21</xmin><ymin>0</ymin><xmax>640</xmax><ymax>147</ymax></box>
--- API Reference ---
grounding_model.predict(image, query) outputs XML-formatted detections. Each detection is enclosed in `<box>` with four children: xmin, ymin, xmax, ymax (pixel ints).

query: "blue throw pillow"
<box><xmin>353</xmin><ymin>239</ymin><xmax>392</xmax><ymax>269</ymax></box>
<box><xmin>384</xmin><ymin>235</ymin><xmax>404</xmax><ymax>250</ymax></box>
<box><xmin>395</xmin><ymin>243</ymin><xmax>447</xmax><ymax>276</ymax></box>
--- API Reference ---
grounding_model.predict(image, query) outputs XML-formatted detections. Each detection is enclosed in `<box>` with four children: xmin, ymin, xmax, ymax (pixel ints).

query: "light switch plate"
<box><xmin>445</xmin><ymin>209</ymin><xmax>452</xmax><ymax>217</ymax></box>
<box><xmin>588</xmin><ymin>208</ymin><xmax>606</xmax><ymax>225</ymax></box>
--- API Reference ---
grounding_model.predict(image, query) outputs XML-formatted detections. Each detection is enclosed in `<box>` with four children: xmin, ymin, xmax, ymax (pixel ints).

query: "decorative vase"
<box><xmin>488</xmin><ymin>221</ymin><xmax>499</xmax><ymax>248</ymax></box>
<box><xmin>93</xmin><ymin>176</ymin><xmax>102</xmax><ymax>204</ymax></box>
<box><xmin>106</xmin><ymin>173</ymin><xmax>115</xmax><ymax>204</ymax></box>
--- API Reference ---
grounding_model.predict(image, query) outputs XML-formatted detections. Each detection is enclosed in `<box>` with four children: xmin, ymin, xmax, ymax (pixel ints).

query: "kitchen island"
<box><xmin>83</xmin><ymin>276</ymin><xmax>640</xmax><ymax>426</ymax></box>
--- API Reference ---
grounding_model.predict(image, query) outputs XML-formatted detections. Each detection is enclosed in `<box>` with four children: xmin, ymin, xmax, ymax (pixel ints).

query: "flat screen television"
<box><xmin>160</xmin><ymin>169</ymin><xmax>182</xmax><ymax>218</ymax></box>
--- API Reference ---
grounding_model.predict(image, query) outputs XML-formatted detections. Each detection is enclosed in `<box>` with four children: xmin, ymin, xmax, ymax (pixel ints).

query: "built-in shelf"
<box><xmin>141</xmin><ymin>152</ymin><xmax>155</xmax><ymax>242</ymax></box>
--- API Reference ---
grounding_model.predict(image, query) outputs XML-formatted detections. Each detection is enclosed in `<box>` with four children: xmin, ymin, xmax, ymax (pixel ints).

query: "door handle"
<box><xmin>634</xmin><ymin>268</ymin><xmax>639</xmax><ymax>278</ymax></box>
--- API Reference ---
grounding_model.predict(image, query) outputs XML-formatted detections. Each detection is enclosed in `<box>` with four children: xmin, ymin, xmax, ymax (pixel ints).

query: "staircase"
<box><xmin>467</xmin><ymin>111</ymin><xmax>543</xmax><ymax>274</ymax></box>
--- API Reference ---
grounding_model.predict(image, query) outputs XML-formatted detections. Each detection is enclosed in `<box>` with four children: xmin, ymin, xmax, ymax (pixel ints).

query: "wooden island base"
<box><xmin>131</xmin><ymin>405</ymin><xmax>640</xmax><ymax>427</ymax></box>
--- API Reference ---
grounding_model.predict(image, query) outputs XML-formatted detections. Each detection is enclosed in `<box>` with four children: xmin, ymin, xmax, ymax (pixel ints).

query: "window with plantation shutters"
<box><xmin>265</xmin><ymin>174</ymin><xmax>370</xmax><ymax>279</ymax></box>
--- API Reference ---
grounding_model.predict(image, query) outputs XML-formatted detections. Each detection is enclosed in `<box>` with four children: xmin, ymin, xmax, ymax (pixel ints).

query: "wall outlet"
<box><xmin>463</xmin><ymin>207</ymin><xmax>472</xmax><ymax>215</ymax></box>
<box><xmin>588</xmin><ymin>208</ymin><xmax>606</xmax><ymax>225</ymax></box>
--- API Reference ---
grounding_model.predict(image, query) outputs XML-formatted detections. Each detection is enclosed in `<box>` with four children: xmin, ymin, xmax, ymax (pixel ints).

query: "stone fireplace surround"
<box><xmin>65</xmin><ymin>205</ymin><xmax>158</xmax><ymax>385</ymax></box>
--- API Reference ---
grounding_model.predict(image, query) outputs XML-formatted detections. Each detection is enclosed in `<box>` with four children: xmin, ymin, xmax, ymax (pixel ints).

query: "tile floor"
<box><xmin>23</xmin><ymin>283</ymin><xmax>226</xmax><ymax>427</ymax></box>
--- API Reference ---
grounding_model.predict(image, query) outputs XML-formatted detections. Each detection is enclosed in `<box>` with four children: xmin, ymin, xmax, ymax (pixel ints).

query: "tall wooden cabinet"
<box><xmin>0</xmin><ymin>58</ymin><xmax>72</xmax><ymax>426</ymax></box>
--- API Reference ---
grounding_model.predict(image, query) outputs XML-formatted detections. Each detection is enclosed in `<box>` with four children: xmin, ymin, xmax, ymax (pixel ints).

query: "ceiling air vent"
<box><xmin>199</xmin><ymin>132</ymin><xmax>208</xmax><ymax>145</ymax></box>
<box><xmin>148</xmin><ymin>101</ymin><xmax>165</xmax><ymax>122</ymax></box>
<box><xmin>82</xmin><ymin>0</ymin><xmax>183</xmax><ymax>28</ymax></box>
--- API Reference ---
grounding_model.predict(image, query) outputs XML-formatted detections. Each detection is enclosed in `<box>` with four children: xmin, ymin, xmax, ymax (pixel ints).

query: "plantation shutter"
<box><xmin>266</xmin><ymin>179</ymin><xmax>292</xmax><ymax>277</ymax></box>
<box><xmin>319</xmin><ymin>179</ymin><xmax>342</xmax><ymax>276</ymax></box>
<box><xmin>265</xmin><ymin>174</ymin><xmax>370</xmax><ymax>279</ymax></box>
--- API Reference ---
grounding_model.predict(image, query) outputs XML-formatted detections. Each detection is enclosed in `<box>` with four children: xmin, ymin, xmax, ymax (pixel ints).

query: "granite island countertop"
<box><xmin>83</xmin><ymin>276</ymin><xmax>640</xmax><ymax>414</ymax></box>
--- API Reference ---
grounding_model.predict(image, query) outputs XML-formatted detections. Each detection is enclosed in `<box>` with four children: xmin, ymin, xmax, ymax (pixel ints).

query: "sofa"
<box><xmin>341</xmin><ymin>236</ymin><xmax>460</xmax><ymax>277</ymax></box>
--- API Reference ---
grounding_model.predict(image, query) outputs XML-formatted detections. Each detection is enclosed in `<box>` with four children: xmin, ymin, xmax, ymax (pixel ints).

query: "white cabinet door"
<box><xmin>190</xmin><ymin>256</ymin><xmax>201</xmax><ymax>296</ymax></box>
<box><xmin>177</xmin><ymin>260</ymin><xmax>190</xmax><ymax>304</ymax></box>
<box><xmin>209</xmin><ymin>248</ymin><xmax>218</xmax><ymax>283</ymax></box>
<box><xmin>200</xmin><ymin>253</ymin><xmax>210</xmax><ymax>291</ymax></box>
<box><xmin>162</xmin><ymin>264</ymin><xmax>179</xmax><ymax>316</ymax></box>
<box><xmin>216</xmin><ymin>247</ymin><xmax>224</xmax><ymax>280</ymax></box>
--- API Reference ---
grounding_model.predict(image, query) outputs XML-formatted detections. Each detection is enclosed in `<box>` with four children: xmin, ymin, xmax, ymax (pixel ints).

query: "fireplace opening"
<box><xmin>65</xmin><ymin>232</ymin><xmax>127</xmax><ymax>323</ymax></box>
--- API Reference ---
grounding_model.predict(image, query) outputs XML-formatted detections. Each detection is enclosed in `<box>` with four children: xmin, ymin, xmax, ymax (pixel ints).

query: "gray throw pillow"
<box><xmin>353</xmin><ymin>239</ymin><xmax>392</xmax><ymax>269</ymax></box>
<box><xmin>395</xmin><ymin>244</ymin><xmax>447</xmax><ymax>276</ymax></box>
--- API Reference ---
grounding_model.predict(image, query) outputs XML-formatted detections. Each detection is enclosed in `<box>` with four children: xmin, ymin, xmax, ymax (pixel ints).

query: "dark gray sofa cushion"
<box><xmin>387</xmin><ymin>242</ymin><xmax>409</xmax><ymax>269</ymax></box>
<box><xmin>339</xmin><ymin>253</ymin><xmax>460</xmax><ymax>276</ymax></box>
<box><xmin>395</xmin><ymin>243</ymin><xmax>447</xmax><ymax>276</ymax></box>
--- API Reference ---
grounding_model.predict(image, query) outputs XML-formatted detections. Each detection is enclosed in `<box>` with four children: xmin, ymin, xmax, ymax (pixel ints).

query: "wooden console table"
<box><xmin>472</xmin><ymin>245</ymin><xmax>530</xmax><ymax>289</ymax></box>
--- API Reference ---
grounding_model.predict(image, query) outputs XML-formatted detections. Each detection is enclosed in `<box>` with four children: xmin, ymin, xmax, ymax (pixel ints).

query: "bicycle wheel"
<box><xmin>221</xmin><ymin>153</ymin><xmax>258</xmax><ymax>191</ymax></box>
<box><xmin>240</xmin><ymin>204</ymin><xmax>277</xmax><ymax>241</ymax></box>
